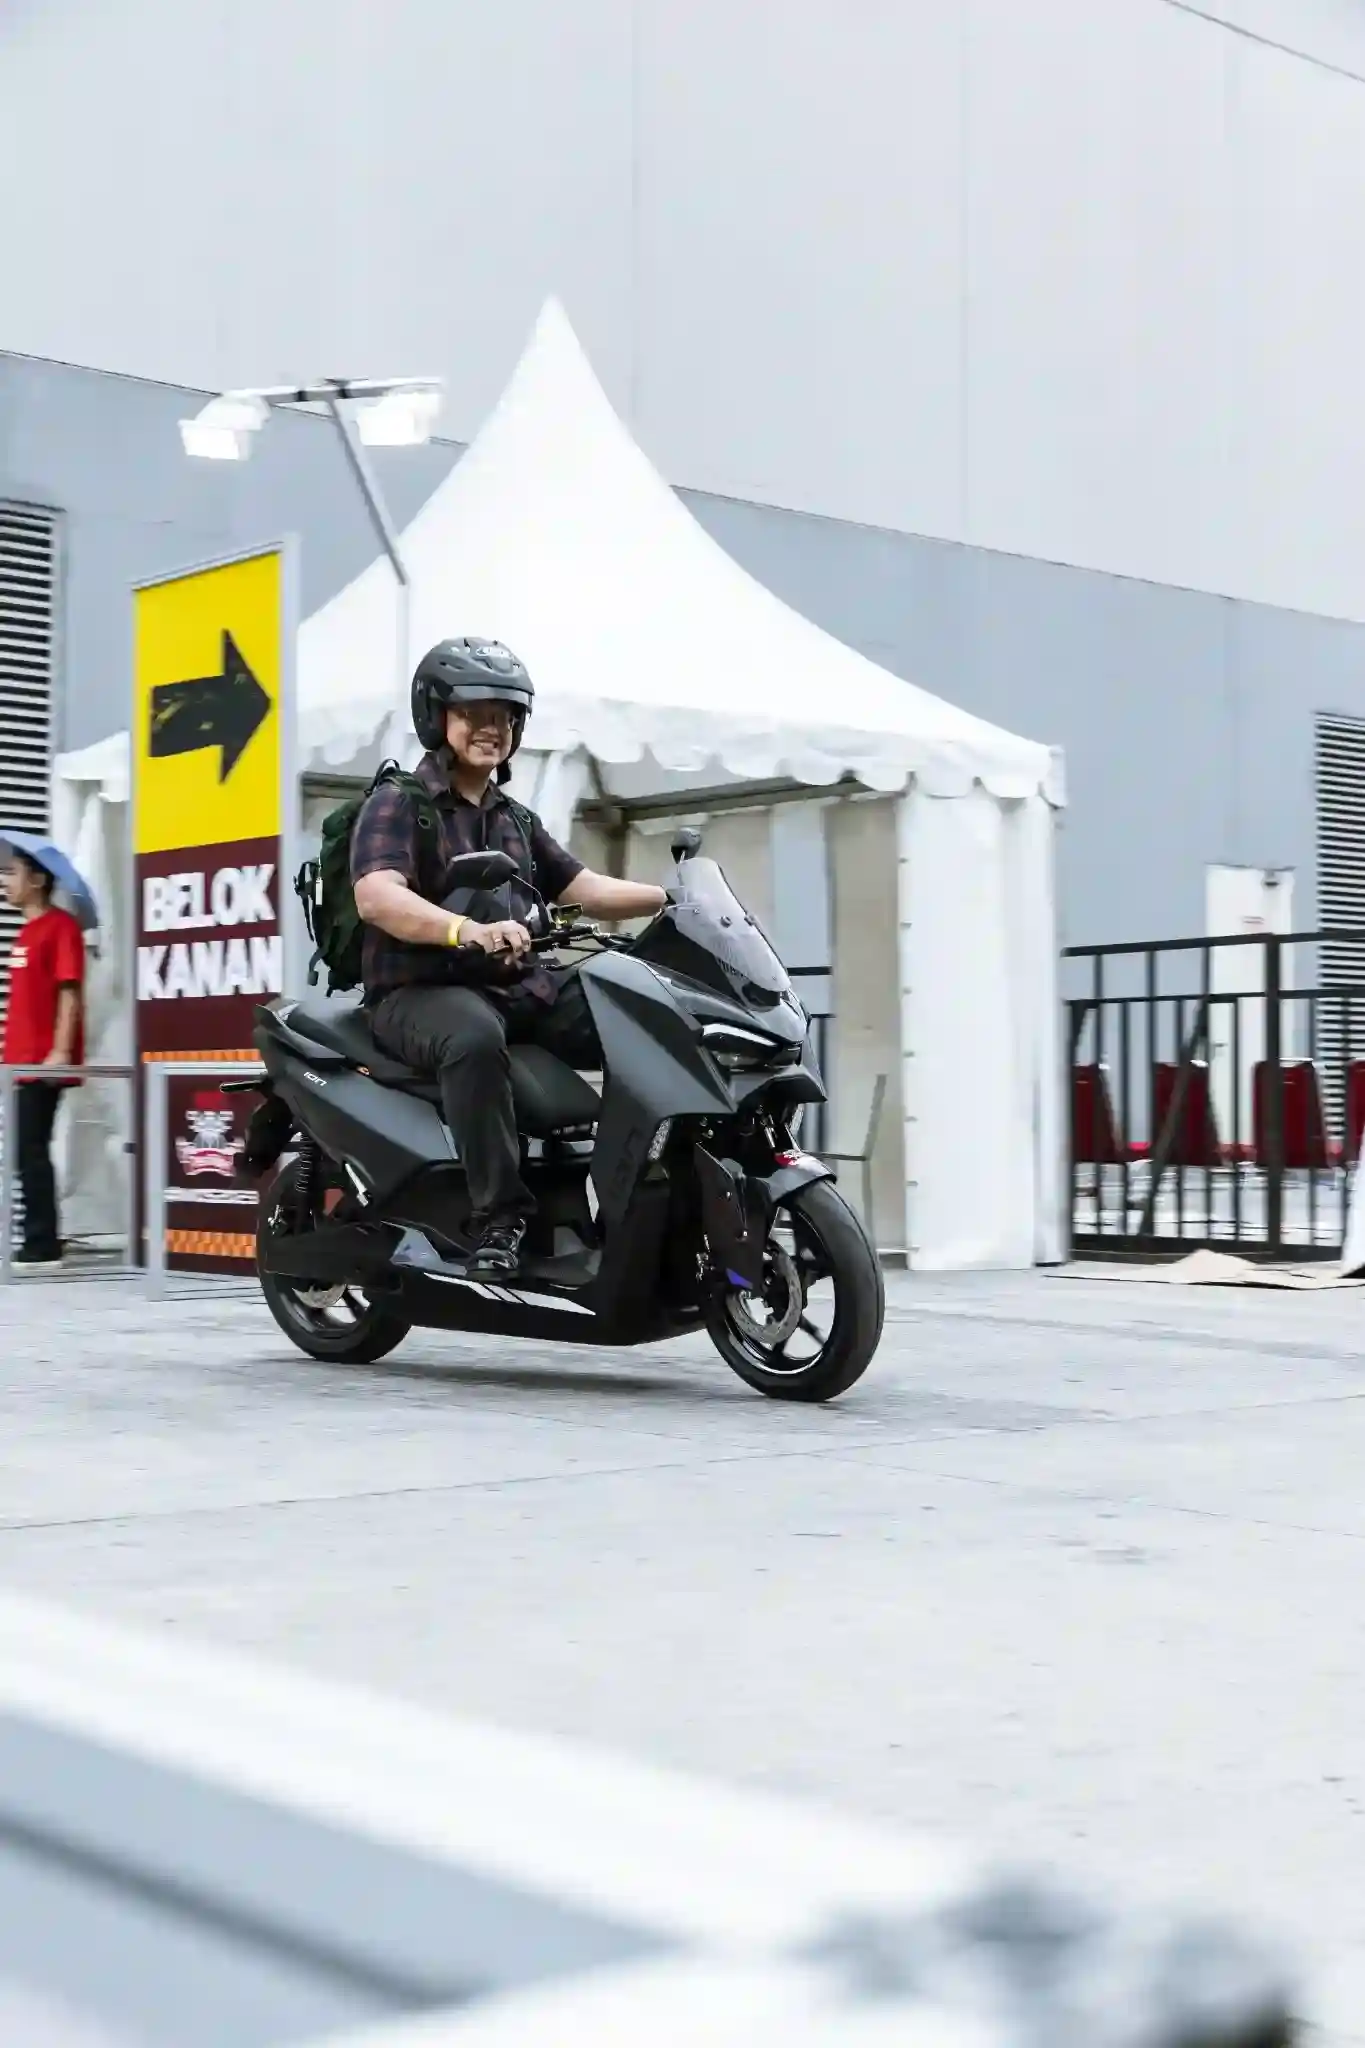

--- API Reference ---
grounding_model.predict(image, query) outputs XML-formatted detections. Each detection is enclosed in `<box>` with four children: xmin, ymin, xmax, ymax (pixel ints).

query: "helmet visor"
<box><xmin>432</xmin><ymin>677</ymin><xmax>532</xmax><ymax>712</ymax></box>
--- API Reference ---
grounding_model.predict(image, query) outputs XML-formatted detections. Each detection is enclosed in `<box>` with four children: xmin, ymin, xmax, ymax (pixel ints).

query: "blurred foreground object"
<box><xmin>349</xmin><ymin>1887</ymin><xmax>1295</xmax><ymax>2048</ymax></box>
<box><xmin>0</xmin><ymin>1595</ymin><xmax>1295</xmax><ymax>2047</ymax></box>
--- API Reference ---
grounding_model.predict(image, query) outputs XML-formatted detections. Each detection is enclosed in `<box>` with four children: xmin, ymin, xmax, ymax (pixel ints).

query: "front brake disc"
<box><xmin>729</xmin><ymin>1242</ymin><xmax>803</xmax><ymax>1349</ymax></box>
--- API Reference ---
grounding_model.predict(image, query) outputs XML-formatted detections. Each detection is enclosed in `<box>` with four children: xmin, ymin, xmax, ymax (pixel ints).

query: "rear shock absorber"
<box><xmin>292</xmin><ymin>1134</ymin><xmax>319</xmax><ymax>1232</ymax></box>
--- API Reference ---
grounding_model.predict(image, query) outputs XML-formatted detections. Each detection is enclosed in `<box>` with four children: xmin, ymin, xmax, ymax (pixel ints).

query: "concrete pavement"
<box><xmin>2</xmin><ymin>1264</ymin><xmax>1363</xmax><ymax>2040</ymax></box>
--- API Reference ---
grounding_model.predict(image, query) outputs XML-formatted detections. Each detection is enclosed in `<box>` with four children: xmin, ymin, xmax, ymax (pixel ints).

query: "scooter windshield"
<box><xmin>669</xmin><ymin>857</ymin><xmax>790</xmax><ymax>998</ymax></box>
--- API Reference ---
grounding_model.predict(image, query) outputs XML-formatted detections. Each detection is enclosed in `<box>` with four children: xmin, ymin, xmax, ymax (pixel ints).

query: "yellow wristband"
<box><xmin>446</xmin><ymin>915</ymin><xmax>466</xmax><ymax>948</ymax></box>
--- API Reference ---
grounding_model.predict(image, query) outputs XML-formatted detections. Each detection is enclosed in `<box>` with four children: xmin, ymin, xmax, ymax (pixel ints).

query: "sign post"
<box><xmin>131</xmin><ymin>541</ymin><xmax>299</xmax><ymax>1275</ymax></box>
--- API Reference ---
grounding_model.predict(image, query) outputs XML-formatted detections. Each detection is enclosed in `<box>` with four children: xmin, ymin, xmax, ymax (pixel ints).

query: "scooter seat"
<box><xmin>288</xmin><ymin>1001</ymin><xmax>601</xmax><ymax>1136</ymax></box>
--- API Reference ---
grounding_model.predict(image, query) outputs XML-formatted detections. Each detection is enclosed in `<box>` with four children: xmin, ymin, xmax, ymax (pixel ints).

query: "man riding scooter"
<box><xmin>351</xmin><ymin>638</ymin><xmax>666</xmax><ymax>1278</ymax></box>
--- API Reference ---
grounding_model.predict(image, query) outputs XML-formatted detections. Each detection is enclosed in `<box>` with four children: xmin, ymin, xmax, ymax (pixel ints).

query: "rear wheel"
<box><xmin>257</xmin><ymin>1157</ymin><xmax>410</xmax><ymax>1364</ymax></box>
<box><xmin>705</xmin><ymin>1178</ymin><xmax>883</xmax><ymax>1402</ymax></box>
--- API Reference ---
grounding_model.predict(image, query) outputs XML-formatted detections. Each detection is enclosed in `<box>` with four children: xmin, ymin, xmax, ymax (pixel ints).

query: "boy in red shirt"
<box><xmin>2</xmin><ymin>850</ymin><xmax>86</xmax><ymax>1268</ymax></box>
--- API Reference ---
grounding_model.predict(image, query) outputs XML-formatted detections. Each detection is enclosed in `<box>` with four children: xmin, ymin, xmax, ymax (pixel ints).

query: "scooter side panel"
<box><xmin>585</xmin><ymin>1178</ymin><xmax>676</xmax><ymax>1335</ymax></box>
<box><xmin>580</xmin><ymin>956</ymin><xmax>733</xmax><ymax>1228</ymax></box>
<box><xmin>396</xmin><ymin>1272</ymin><xmax>690</xmax><ymax>1347</ymax></box>
<box><xmin>274</xmin><ymin>1061</ymin><xmax>456</xmax><ymax>1200</ymax></box>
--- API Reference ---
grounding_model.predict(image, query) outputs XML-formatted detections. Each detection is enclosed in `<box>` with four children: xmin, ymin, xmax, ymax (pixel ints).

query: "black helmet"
<box><xmin>411</xmin><ymin>638</ymin><xmax>535</xmax><ymax>756</ymax></box>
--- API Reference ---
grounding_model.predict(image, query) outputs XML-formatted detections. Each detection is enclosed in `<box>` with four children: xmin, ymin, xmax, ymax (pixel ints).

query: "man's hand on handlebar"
<box><xmin>454</xmin><ymin>911</ymin><xmax>625</xmax><ymax>959</ymax></box>
<box><xmin>459</xmin><ymin>918</ymin><xmax>533</xmax><ymax>958</ymax></box>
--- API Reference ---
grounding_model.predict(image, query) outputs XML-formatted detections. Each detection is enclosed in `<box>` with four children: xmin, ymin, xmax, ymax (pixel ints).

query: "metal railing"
<box><xmin>1</xmin><ymin>1060</ymin><xmax>267</xmax><ymax>1291</ymax></box>
<box><xmin>0</xmin><ymin>1064</ymin><xmax>137</xmax><ymax>1283</ymax></box>
<box><xmin>1066</xmin><ymin>926</ymin><xmax>1365</xmax><ymax>1260</ymax></box>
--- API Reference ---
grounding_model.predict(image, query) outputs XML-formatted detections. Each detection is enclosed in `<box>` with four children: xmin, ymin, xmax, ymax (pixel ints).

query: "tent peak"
<box><xmin>297</xmin><ymin>294</ymin><xmax>1062</xmax><ymax>803</ymax></box>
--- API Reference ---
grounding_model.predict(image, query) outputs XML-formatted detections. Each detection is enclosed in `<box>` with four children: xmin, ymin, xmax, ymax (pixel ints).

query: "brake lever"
<box><xmin>532</xmin><ymin>920</ymin><xmax>607</xmax><ymax>951</ymax></box>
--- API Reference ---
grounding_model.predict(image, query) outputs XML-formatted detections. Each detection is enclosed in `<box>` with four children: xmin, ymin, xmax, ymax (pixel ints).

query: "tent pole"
<box><xmin>585</xmin><ymin>756</ymin><xmax>627</xmax><ymax>877</ymax></box>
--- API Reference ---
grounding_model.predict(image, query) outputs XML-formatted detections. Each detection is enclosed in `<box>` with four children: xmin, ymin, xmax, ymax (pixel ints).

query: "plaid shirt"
<box><xmin>350</xmin><ymin>753</ymin><xmax>583</xmax><ymax>1004</ymax></box>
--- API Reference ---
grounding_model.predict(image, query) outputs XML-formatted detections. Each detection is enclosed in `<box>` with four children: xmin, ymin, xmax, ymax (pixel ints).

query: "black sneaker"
<box><xmin>466</xmin><ymin>1216</ymin><xmax>527</xmax><ymax>1278</ymax></box>
<box><xmin>14</xmin><ymin>1246</ymin><xmax>63</xmax><ymax>1270</ymax></box>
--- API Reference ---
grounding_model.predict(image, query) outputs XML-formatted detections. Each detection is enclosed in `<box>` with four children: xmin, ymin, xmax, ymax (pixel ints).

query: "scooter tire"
<box><xmin>706</xmin><ymin>1178</ymin><xmax>884</xmax><ymax>1402</ymax></box>
<box><xmin>257</xmin><ymin>1160</ymin><xmax>411</xmax><ymax>1365</ymax></box>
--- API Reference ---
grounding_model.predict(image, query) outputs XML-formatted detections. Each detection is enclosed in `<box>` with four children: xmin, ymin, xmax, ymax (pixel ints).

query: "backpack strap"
<box><xmin>393</xmin><ymin>772</ymin><xmax>440</xmax><ymax>858</ymax></box>
<box><xmin>370</xmin><ymin>761</ymin><xmax>440</xmax><ymax>859</ymax></box>
<box><xmin>502</xmin><ymin>794</ymin><xmax>538</xmax><ymax>844</ymax></box>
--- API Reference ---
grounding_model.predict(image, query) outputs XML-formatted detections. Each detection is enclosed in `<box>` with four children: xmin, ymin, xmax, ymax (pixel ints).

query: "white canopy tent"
<box><xmin>52</xmin><ymin>299</ymin><xmax>1066</xmax><ymax>1269</ymax></box>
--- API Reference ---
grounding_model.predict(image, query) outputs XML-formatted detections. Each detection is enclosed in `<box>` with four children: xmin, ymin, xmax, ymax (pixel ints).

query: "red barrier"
<box><xmin>1253</xmin><ymin>1061</ymin><xmax>1329</xmax><ymax>1170</ymax></box>
<box><xmin>1151</xmin><ymin>1061</ymin><xmax>1221</xmax><ymax>1168</ymax></box>
<box><xmin>1071</xmin><ymin>1064</ymin><xmax>1124</xmax><ymax>1164</ymax></box>
<box><xmin>1347</xmin><ymin>1062</ymin><xmax>1365</xmax><ymax>1167</ymax></box>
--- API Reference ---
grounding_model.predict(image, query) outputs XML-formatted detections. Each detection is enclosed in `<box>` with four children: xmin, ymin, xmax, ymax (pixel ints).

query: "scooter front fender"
<box><xmin>694</xmin><ymin>1148</ymin><xmax>834</xmax><ymax>1291</ymax></box>
<box><xmin>758</xmin><ymin>1152</ymin><xmax>835</xmax><ymax>1210</ymax></box>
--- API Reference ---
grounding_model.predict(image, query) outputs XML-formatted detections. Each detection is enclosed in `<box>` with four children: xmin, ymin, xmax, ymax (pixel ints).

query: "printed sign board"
<box><xmin>132</xmin><ymin>543</ymin><xmax>298</xmax><ymax>1273</ymax></box>
<box><xmin>160</xmin><ymin>1074</ymin><xmax>258</xmax><ymax>1268</ymax></box>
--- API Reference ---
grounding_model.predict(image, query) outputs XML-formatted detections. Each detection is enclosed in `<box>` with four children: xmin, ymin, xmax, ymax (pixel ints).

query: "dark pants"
<box><xmin>370</xmin><ymin>974</ymin><xmax>601</xmax><ymax>1221</ymax></box>
<box><xmin>16</xmin><ymin>1082</ymin><xmax>62</xmax><ymax>1257</ymax></box>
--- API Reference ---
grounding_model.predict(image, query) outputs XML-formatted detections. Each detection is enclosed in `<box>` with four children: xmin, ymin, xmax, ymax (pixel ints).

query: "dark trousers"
<box><xmin>16</xmin><ymin>1082</ymin><xmax>62</xmax><ymax>1256</ymax></box>
<box><xmin>370</xmin><ymin>975</ymin><xmax>601</xmax><ymax>1221</ymax></box>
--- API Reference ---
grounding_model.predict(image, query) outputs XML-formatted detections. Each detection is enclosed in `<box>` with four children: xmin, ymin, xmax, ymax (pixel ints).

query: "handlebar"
<box><xmin>486</xmin><ymin>920</ymin><xmax>627</xmax><ymax>957</ymax></box>
<box><xmin>530</xmin><ymin>920</ymin><xmax>628</xmax><ymax>953</ymax></box>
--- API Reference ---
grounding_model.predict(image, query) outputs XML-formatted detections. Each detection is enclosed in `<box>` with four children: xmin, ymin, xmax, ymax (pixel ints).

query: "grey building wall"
<box><xmin>10</xmin><ymin>0</ymin><xmax>1365</xmax><ymax>636</ymax></box>
<box><xmin>3</xmin><ymin>350</ymin><xmax>1361</xmax><ymax>956</ymax></box>
<box><xmin>696</xmin><ymin>493</ymin><xmax>1365</xmax><ymax>949</ymax></box>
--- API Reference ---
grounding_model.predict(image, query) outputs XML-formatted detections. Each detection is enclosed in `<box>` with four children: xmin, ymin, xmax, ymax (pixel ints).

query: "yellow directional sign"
<box><xmin>133</xmin><ymin>548</ymin><xmax>284</xmax><ymax>855</ymax></box>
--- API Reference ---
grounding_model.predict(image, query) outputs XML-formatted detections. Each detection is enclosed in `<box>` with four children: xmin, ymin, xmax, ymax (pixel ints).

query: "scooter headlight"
<box><xmin>701</xmin><ymin>1024</ymin><xmax>797</xmax><ymax>1072</ymax></box>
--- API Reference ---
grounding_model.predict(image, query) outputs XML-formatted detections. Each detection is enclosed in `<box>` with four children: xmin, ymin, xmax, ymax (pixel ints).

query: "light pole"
<box><xmin>178</xmin><ymin>375</ymin><xmax>445</xmax><ymax>706</ymax></box>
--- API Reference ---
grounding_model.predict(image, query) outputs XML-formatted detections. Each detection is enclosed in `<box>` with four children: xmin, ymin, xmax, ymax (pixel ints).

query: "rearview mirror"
<box><xmin>671</xmin><ymin>827</ymin><xmax>702</xmax><ymax>863</ymax></box>
<box><xmin>444</xmin><ymin>850</ymin><xmax>518</xmax><ymax>890</ymax></box>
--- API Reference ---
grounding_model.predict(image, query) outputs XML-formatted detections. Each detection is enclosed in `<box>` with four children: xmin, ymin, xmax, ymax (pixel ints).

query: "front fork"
<box><xmin>693</xmin><ymin>1141</ymin><xmax>833</xmax><ymax>1291</ymax></box>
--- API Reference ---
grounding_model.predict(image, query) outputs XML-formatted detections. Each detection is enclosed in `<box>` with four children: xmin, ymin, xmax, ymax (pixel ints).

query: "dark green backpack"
<box><xmin>295</xmin><ymin>761</ymin><xmax>438</xmax><ymax>996</ymax></box>
<box><xmin>294</xmin><ymin>761</ymin><xmax>539</xmax><ymax>996</ymax></box>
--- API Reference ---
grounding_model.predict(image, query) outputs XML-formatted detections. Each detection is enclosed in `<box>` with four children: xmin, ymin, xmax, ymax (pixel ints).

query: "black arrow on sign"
<box><xmin>148</xmin><ymin>631</ymin><xmax>272</xmax><ymax>782</ymax></box>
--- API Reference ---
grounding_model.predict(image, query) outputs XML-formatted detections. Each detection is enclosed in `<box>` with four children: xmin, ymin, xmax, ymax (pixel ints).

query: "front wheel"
<box><xmin>705</xmin><ymin>1178</ymin><xmax>884</xmax><ymax>1402</ymax></box>
<box><xmin>257</xmin><ymin>1157</ymin><xmax>411</xmax><ymax>1365</ymax></box>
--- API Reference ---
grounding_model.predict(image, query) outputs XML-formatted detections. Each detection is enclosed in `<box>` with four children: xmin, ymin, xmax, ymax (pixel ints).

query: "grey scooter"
<box><xmin>236</xmin><ymin>830</ymin><xmax>884</xmax><ymax>1402</ymax></box>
